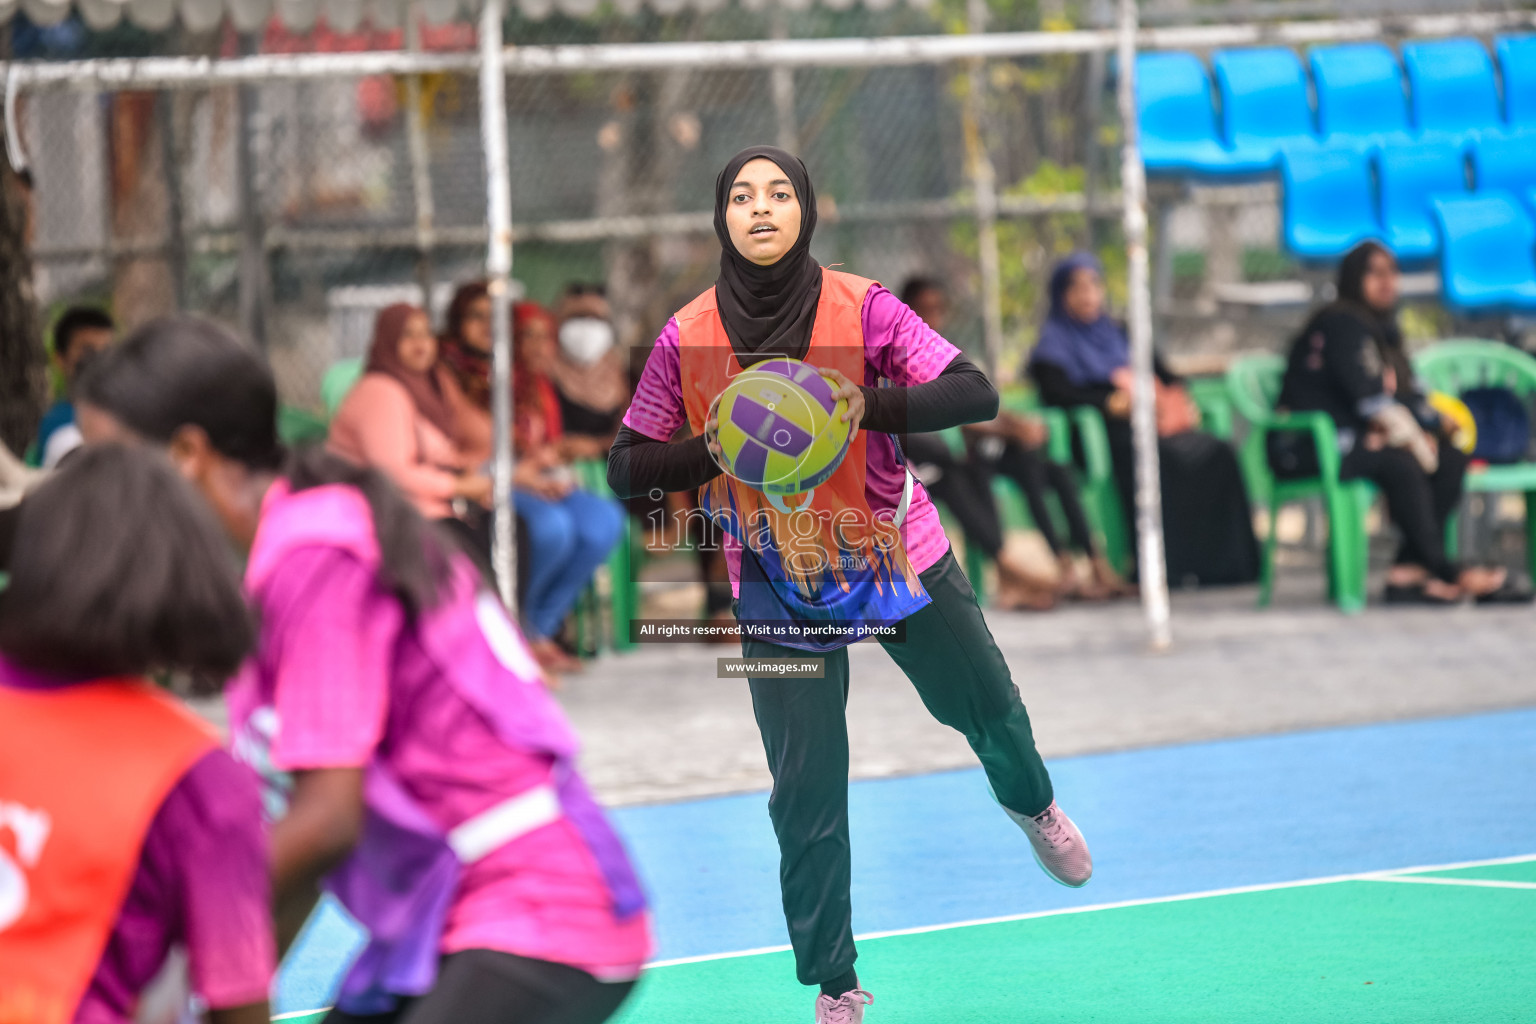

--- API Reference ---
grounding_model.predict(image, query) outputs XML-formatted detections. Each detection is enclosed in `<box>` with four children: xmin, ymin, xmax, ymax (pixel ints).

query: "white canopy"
<box><xmin>1</xmin><ymin>0</ymin><xmax>929</xmax><ymax>35</ymax></box>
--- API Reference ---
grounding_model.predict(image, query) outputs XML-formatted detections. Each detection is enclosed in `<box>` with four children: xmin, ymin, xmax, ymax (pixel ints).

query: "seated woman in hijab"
<box><xmin>1270</xmin><ymin>241</ymin><xmax>1524</xmax><ymax>605</ymax></box>
<box><xmin>1028</xmin><ymin>253</ymin><xmax>1259</xmax><ymax>588</ymax></box>
<box><xmin>328</xmin><ymin>302</ymin><xmax>492</xmax><ymax>535</ymax></box>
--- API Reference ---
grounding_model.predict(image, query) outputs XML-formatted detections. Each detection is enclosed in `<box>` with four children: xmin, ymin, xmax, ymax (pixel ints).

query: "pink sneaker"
<box><xmin>1007</xmin><ymin>800</ymin><xmax>1093</xmax><ymax>887</ymax></box>
<box><xmin>814</xmin><ymin>989</ymin><xmax>873</xmax><ymax>1023</ymax></box>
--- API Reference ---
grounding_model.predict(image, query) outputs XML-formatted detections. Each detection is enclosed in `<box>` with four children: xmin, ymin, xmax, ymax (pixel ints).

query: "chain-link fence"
<box><xmin>14</xmin><ymin>3</ymin><xmax>1534</xmax><ymax>415</ymax></box>
<box><xmin>21</xmin><ymin>52</ymin><xmax>1122</xmax><ymax>409</ymax></box>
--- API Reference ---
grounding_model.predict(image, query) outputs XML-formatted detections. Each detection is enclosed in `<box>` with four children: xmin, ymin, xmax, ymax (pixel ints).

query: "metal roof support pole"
<box><xmin>1081</xmin><ymin>0</ymin><xmax>1111</xmax><ymax>251</ymax></box>
<box><xmin>963</xmin><ymin>0</ymin><xmax>1003</xmax><ymax>376</ymax></box>
<box><xmin>155</xmin><ymin>91</ymin><xmax>187</xmax><ymax>311</ymax></box>
<box><xmin>479</xmin><ymin>0</ymin><xmax>518</xmax><ymax>610</ymax></box>
<box><xmin>234</xmin><ymin>35</ymin><xmax>267</xmax><ymax>346</ymax></box>
<box><xmin>1115</xmin><ymin>0</ymin><xmax>1172</xmax><ymax>650</ymax></box>
<box><xmin>769</xmin><ymin>6</ymin><xmax>799</xmax><ymax>154</ymax></box>
<box><xmin>404</xmin><ymin>7</ymin><xmax>438</xmax><ymax>307</ymax></box>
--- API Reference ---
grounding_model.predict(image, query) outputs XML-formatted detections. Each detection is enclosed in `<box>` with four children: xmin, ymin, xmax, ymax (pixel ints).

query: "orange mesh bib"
<box><xmin>678</xmin><ymin>268</ymin><xmax>929</xmax><ymax>648</ymax></box>
<box><xmin>0</xmin><ymin>680</ymin><xmax>216</xmax><ymax>1024</ymax></box>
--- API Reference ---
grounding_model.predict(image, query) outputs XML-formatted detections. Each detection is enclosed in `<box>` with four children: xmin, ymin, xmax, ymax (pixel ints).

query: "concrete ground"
<box><xmin>560</xmin><ymin>542</ymin><xmax>1536</xmax><ymax>807</ymax></box>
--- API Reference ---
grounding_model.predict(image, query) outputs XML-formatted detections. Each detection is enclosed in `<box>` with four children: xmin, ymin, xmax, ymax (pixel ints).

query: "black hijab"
<box><xmin>712</xmin><ymin>145</ymin><xmax>822</xmax><ymax>362</ymax></box>
<box><xmin>1334</xmin><ymin>241</ymin><xmax>1402</xmax><ymax>347</ymax></box>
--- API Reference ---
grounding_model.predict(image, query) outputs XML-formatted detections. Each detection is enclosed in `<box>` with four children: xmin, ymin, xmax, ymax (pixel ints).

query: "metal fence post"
<box><xmin>235</xmin><ymin>34</ymin><xmax>267</xmax><ymax>347</ymax></box>
<box><xmin>405</xmin><ymin>8</ymin><xmax>438</xmax><ymax>305</ymax></box>
<box><xmin>964</xmin><ymin>0</ymin><xmax>1004</xmax><ymax>375</ymax></box>
<box><xmin>479</xmin><ymin>0</ymin><xmax>518</xmax><ymax>611</ymax></box>
<box><xmin>770</xmin><ymin>7</ymin><xmax>799</xmax><ymax>153</ymax></box>
<box><xmin>1115</xmin><ymin>0</ymin><xmax>1172</xmax><ymax>650</ymax></box>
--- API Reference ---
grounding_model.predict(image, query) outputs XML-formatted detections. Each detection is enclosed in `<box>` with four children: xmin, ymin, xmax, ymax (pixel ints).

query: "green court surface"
<box><xmin>276</xmin><ymin>856</ymin><xmax>1536</xmax><ymax>1024</ymax></box>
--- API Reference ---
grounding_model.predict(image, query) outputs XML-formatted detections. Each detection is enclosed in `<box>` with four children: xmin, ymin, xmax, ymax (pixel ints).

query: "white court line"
<box><xmin>1364</xmin><ymin>875</ymin><xmax>1536</xmax><ymax>890</ymax></box>
<box><xmin>274</xmin><ymin>1013</ymin><xmax>326</xmax><ymax>1021</ymax></box>
<box><xmin>645</xmin><ymin>852</ymin><xmax>1536</xmax><ymax>969</ymax></box>
<box><xmin>271</xmin><ymin>850</ymin><xmax>1536</xmax><ymax>1019</ymax></box>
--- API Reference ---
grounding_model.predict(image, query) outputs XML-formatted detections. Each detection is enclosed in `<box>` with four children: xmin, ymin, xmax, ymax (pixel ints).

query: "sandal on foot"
<box><xmin>1382</xmin><ymin>582</ymin><xmax>1459</xmax><ymax>606</ymax></box>
<box><xmin>1474</xmin><ymin>583</ymin><xmax>1536</xmax><ymax>605</ymax></box>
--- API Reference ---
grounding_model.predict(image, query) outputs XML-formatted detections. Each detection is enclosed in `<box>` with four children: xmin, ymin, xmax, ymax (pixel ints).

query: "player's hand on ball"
<box><xmin>817</xmin><ymin>367</ymin><xmax>865</xmax><ymax>437</ymax></box>
<box><xmin>704</xmin><ymin>417</ymin><xmax>724</xmax><ymax>458</ymax></box>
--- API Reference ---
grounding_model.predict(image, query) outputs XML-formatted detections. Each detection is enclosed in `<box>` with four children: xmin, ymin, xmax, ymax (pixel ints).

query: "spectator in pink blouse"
<box><xmin>330</xmin><ymin>303</ymin><xmax>493</xmax><ymax>523</ymax></box>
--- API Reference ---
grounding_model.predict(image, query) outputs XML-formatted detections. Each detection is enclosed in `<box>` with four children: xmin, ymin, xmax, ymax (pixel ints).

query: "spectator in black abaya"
<box><xmin>1269</xmin><ymin>241</ymin><xmax>1523</xmax><ymax>604</ymax></box>
<box><xmin>1029</xmin><ymin>253</ymin><xmax>1259</xmax><ymax>588</ymax></box>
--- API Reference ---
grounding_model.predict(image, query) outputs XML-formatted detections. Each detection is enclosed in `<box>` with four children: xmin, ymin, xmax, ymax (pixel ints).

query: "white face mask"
<box><xmin>558</xmin><ymin>317</ymin><xmax>615</xmax><ymax>364</ymax></box>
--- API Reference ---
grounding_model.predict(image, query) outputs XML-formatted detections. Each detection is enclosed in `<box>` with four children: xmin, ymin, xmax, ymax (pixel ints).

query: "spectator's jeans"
<box><xmin>517</xmin><ymin>488</ymin><xmax>625</xmax><ymax>640</ymax></box>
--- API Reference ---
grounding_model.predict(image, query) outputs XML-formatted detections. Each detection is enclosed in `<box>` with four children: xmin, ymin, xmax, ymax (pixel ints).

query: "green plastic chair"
<box><xmin>570</xmin><ymin>457</ymin><xmax>639</xmax><ymax>655</ymax></box>
<box><xmin>1225</xmin><ymin>353</ymin><xmax>1375</xmax><ymax>612</ymax></box>
<box><xmin>934</xmin><ymin>425</ymin><xmax>994</xmax><ymax>590</ymax></box>
<box><xmin>964</xmin><ymin>393</ymin><xmax>1134</xmax><ymax>588</ymax></box>
<box><xmin>322</xmin><ymin>358</ymin><xmax>365</xmax><ymax>421</ymax></box>
<box><xmin>936</xmin><ymin>392</ymin><xmax>1123</xmax><ymax>603</ymax></box>
<box><xmin>1413</xmin><ymin>339</ymin><xmax>1536</xmax><ymax>583</ymax></box>
<box><xmin>1188</xmin><ymin>375</ymin><xmax>1236</xmax><ymax>441</ymax></box>
<box><xmin>1062</xmin><ymin>405</ymin><xmax>1133</xmax><ymax>576</ymax></box>
<box><xmin>276</xmin><ymin>405</ymin><xmax>328</xmax><ymax>446</ymax></box>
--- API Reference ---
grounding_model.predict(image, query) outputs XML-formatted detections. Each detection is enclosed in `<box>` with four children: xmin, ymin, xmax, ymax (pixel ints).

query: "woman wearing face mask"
<box><xmin>444</xmin><ymin>294</ymin><xmax>626</xmax><ymax>674</ymax></box>
<box><xmin>1271</xmin><ymin>241</ymin><xmax>1526</xmax><ymax>604</ymax></box>
<box><xmin>607</xmin><ymin>146</ymin><xmax>1092</xmax><ymax>1024</ymax></box>
<box><xmin>546</xmin><ymin>285</ymin><xmax>630</xmax><ymax>460</ymax></box>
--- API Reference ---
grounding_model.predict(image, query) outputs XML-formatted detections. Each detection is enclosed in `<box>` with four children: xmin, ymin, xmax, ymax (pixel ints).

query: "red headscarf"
<box><xmin>365</xmin><ymin>303</ymin><xmax>458</xmax><ymax>440</ymax></box>
<box><xmin>512</xmin><ymin>301</ymin><xmax>563</xmax><ymax>450</ymax></box>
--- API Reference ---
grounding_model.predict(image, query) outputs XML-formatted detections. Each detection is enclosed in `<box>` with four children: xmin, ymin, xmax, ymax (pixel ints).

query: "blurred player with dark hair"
<box><xmin>0</xmin><ymin>443</ymin><xmax>270</xmax><ymax>1024</ymax></box>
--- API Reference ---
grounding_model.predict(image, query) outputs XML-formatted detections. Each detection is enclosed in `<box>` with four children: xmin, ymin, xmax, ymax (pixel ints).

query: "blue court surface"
<box><xmin>276</xmin><ymin>707</ymin><xmax>1536</xmax><ymax>1017</ymax></box>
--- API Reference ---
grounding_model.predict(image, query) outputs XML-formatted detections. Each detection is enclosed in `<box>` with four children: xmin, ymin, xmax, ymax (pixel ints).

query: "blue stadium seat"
<box><xmin>1309</xmin><ymin>43</ymin><xmax>1415</xmax><ymax>148</ymax></box>
<box><xmin>1211</xmin><ymin>48</ymin><xmax>1321</xmax><ymax>168</ymax></box>
<box><xmin>1470</xmin><ymin>132</ymin><xmax>1536</xmax><ymax>194</ymax></box>
<box><xmin>1402</xmin><ymin>38</ymin><xmax>1503</xmax><ymax>138</ymax></box>
<box><xmin>1135</xmin><ymin>52</ymin><xmax>1272</xmax><ymax>177</ymax></box>
<box><xmin>1431</xmin><ymin>191</ymin><xmax>1536</xmax><ymax>312</ymax></box>
<box><xmin>1280</xmin><ymin>148</ymin><xmax>1381</xmax><ymax>261</ymax></box>
<box><xmin>1497</xmin><ymin>35</ymin><xmax>1536</xmax><ymax>131</ymax></box>
<box><xmin>1377</xmin><ymin>140</ymin><xmax>1469</xmax><ymax>261</ymax></box>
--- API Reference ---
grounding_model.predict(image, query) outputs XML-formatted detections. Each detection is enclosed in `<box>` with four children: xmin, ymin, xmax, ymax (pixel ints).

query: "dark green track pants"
<box><xmin>739</xmin><ymin>549</ymin><xmax>1055</xmax><ymax>986</ymax></box>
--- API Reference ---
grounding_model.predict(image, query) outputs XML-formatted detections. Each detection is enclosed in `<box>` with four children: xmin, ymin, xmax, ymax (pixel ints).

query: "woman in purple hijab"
<box><xmin>1029</xmin><ymin>253</ymin><xmax>1259</xmax><ymax>588</ymax></box>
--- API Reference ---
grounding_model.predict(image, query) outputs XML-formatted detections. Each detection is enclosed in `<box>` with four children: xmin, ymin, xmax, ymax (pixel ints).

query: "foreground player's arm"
<box><xmin>271</xmin><ymin>768</ymin><xmax>365</xmax><ymax>906</ymax></box>
<box><xmin>857</xmin><ymin>286</ymin><xmax>999</xmax><ymax>434</ymax></box>
<box><xmin>257</xmin><ymin>548</ymin><xmax>395</xmax><ymax>932</ymax></box>
<box><xmin>607</xmin><ymin>318</ymin><xmax>723</xmax><ymax>497</ymax></box>
<box><xmin>608</xmin><ymin>426</ymin><xmax>721</xmax><ymax>497</ymax></box>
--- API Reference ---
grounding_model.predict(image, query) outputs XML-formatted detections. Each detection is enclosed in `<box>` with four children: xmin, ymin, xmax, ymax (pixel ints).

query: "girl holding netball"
<box><xmin>76</xmin><ymin>318</ymin><xmax>650</xmax><ymax>1024</ymax></box>
<box><xmin>0</xmin><ymin>444</ymin><xmax>271</xmax><ymax>1024</ymax></box>
<box><xmin>607</xmin><ymin>145</ymin><xmax>1092</xmax><ymax>1023</ymax></box>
